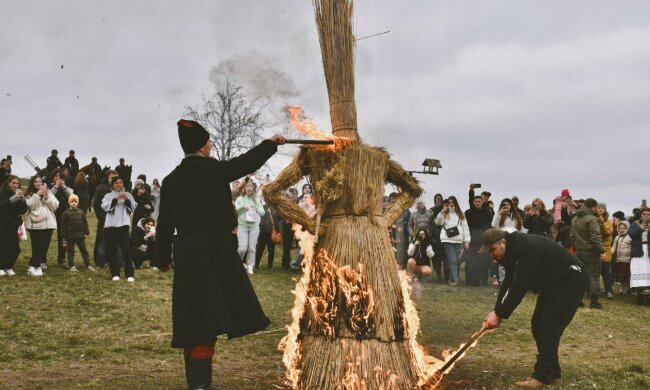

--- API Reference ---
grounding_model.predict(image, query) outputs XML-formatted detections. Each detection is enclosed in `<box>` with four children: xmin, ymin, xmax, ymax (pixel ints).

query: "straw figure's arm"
<box><xmin>262</xmin><ymin>155</ymin><xmax>321</xmax><ymax>236</ymax></box>
<box><xmin>383</xmin><ymin>159</ymin><xmax>423</xmax><ymax>228</ymax></box>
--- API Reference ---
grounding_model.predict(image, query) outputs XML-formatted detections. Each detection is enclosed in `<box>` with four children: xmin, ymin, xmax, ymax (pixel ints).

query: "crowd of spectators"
<box><xmin>1</xmin><ymin>150</ymin><xmax>649</xmax><ymax>307</ymax></box>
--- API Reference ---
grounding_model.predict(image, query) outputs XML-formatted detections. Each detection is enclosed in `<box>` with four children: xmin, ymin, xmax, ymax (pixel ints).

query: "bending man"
<box><xmin>480</xmin><ymin>228</ymin><xmax>586</xmax><ymax>388</ymax></box>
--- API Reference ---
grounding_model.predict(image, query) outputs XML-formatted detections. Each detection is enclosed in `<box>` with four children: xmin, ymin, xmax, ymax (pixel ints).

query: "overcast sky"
<box><xmin>2</xmin><ymin>0</ymin><xmax>648</xmax><ymax>215</ymax></box>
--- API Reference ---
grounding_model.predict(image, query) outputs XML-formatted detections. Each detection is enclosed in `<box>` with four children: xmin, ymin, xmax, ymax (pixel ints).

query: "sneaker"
<box><xmin>40</xmin><ymin>263</ymin><xmax>48</xmax><ymax>270</ymax></box>
<box><xmin>86</xmin><ymin>265</ymin><xmax>96</xmax><ymax>272</ymax></box>
<box><xmin>28</xmin><ymin>266</ymin><xmax>38</xmax><ymax>276</ymax></box>
<box><xmin>127</xmin><ymin>277</ymin><xmax>135</xmax><ymax>283</ymax></box>
<box><xmin>606</xmin><ymin>292</ymin><xmax>613</xmax><ymax>299</ymax></box>
<box><xmin>150</xmin><ymin>266</ymin><xmax>159</xmax><ymax>271</ymax></box>
<box><xmin>112</xmin><ymin>276</ymin><xmax>120</xmax><ymax>282</ymax></box>
<box><xmin>5</xmin><ymin>269</ymin><xmax>16</xmax><ymax>276</ymax></box>
<box><xmin>36</xmin><ymin>267</ymin><xmax>44</xmax><ymax>276</ymax></box>
<box><xmin>514</xmin><ymin>377</ymin><xmax>547</xmax><ymax>388</ymax></box>
<box><xmin>0</xmin><ymin>270</ymin><xmax>5</xmax><ymax>276</ymax></box>
<box><xmin>247</xmin><ymin>266</ymin><xmax>254</xmax><ymax>275</ymax></box>
<box><xmin>69</xmin><ymin>266</ymin><xmax>78</xmax><ymax>272</ymax></box>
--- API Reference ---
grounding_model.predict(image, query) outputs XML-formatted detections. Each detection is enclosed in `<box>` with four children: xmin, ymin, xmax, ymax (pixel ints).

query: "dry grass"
<box><xmin>1</xmin><ymin>212</ymin><xmax>649</xmax><ymax>389</ymax></box>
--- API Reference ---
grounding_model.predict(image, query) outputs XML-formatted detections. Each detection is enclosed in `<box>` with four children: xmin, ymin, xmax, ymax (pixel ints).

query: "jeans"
<box><xmin>442</xmin><ymin>242</ymin><xmax>463</xmax><ymax>282</ymax></box>
<box><xmin>67</xmin><ymin>238</ymin><xmax>90</xmax><ymax>268</ymax></box>
<box><xmin>28</xmin><ymin>229</ymin><xmax>54</xmax><ymax>268</ymax></box>
<box><xmin>237</xmin><ymin>224</ymin><xmax>260</xmax><ymax>270</ymax></box>
<box><xmin>105</xmin><ymin>226</ymin><xmax>134</xmax><ymax>278</ymax></box>
<box><xmin>255</xmin><ymin>231</ymin><xmax>276</xmax><ymax>269</ymax></box>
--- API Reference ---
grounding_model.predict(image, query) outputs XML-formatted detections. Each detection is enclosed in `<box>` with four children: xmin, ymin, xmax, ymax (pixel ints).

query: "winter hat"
<box><xmin>584</xmin><ymin>198</ymin><xmax>598</xmax><ymax>208</ymax></box>
<box><xmin>134</xmin><ymin>178</ymin><xmax>145</xmax><ymax>186</ymax></box>
<box><xmin>561</xmin><ymin>189</ymin><xmax>570</xmax><ymax>197</ymax></box>
<box><xmin>178</xmin><ymin>119</ymin><xmax>209</xmax><ymax>153</ymax></box>
<box><xmin>612</xmin><ymin>211</ymin><xmax>625</xmax><ymax>220</ymax></box>
<box><xmin>617</xmin><ymin>220</ymin><xmax>630</xmax><ymax>229</ymax></box>
<box><xmin>68</xmin><ymin>194</ymin><xmax>79</xmax><ymax>205</ymax></box>
<box><xmin>597</xmin><ymin>202</ymin><xmax>607</xmax><ymax>210</ymax></box>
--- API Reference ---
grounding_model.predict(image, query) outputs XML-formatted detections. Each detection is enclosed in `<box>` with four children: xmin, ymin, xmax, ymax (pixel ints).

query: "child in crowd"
<box><xmin>131</xmin><ymin>217</ymin><xmax>156</xmax><ymax>269</ymax></box>
<box><xmin>612</xmin><ymin>221</ymin><xmax>632</xmax><ymax>295</ymax></box>
<box><xmin>61</xmin><ymin>194</ymin><xmax>94</xmax><ymax>272</ymax></box>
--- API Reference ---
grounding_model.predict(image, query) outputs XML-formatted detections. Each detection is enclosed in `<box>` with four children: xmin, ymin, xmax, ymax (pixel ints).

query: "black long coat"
<box><xmin>154</xmin><ymin>140</ymin><xmax>276</xmax><ymax>348</ymax></box>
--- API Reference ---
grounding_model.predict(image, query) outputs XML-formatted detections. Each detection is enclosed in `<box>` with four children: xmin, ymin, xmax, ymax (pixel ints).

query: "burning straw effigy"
<box><xmin>263</xmin><ymin>1</ymin><xmax>484</xmax><ymax>388</ymax></box>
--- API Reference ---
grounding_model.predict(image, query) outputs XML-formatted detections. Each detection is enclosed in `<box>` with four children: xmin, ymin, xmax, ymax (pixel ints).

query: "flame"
<box><xmin>278</xmin><ymin>223</ymin><xmax>315</xmax><ymax>388</ymax></box>
<box><xmin>287</xmin><ymin>105</ymin><xmax>352</xmax><ymax>150</ymax></box>
<box><xmin>279</xmin><ymin>220</ymin><xmax>485</xmax><ymax>389</ymax></box>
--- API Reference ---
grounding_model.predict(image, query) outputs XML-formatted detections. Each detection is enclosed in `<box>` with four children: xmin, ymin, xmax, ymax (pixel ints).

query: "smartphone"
<box><xmin>474</xmin><ymin>183</ymin><xmax>481</xmax><ymax>188</ymax></box>
<box><xmin>643</xmin><ymin>199</ymin><xmax>647</xmax><ymax>207</ymax></box>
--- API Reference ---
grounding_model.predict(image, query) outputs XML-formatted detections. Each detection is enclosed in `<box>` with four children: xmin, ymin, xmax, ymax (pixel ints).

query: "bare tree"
<box><xmin>185</xmin><ymin>80</ymin><xmax>267</xmax><ymax>161</ymax></box>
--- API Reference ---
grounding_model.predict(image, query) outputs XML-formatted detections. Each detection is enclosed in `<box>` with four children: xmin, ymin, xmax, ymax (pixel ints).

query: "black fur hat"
<box><xmin>178</xmin><ymin>119</ymin><xmax>209</xmax><ymax>154</ymax></box>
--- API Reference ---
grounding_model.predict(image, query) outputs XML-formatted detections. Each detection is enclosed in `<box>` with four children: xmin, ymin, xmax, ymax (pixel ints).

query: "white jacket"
<box><xmin>23</xmin><ymin>192</ymin><xmax>59</xmax><ymax>230</ymax></box>
<box><xmin>435</xmin><ymin>212</ymin><xmax>470</xmax><ymax>244</ymax></box>
<box><xmin>492</xmin><ymin>213</ymin><xmax>525</xmax><ymax>233</ymax></box>
<box><xmin>407</xmin><ymin>243</ymin><xmax>434</xmax><ymax>258</ymax></box>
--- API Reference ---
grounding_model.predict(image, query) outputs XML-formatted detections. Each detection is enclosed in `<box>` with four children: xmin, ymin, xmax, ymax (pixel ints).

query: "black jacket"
<box><xmin>494</xmin><ymin>232</ymin><xmax>585</xmax><ymax>319</ymax></box>
<box><xmin>0</xmin><ymin>187</ymin><xmax>28</xmax><ymax>230</ymax></box>
<box><xmin>628</xmin><ymin>222</ymin><xmax>648</xmax><ymax>259</ymax></box>
<box><xmin>61</xmin><ymin>208</ymin><xmax>89</xmax><ymax>239</ymax></box>
<box><xmin>154</xmin><ymin>140</ymin><xmax>276</xmax><ymax>347</ymax></box>
<box><xmin>93</xmin><ymin>183</ymin><xmax>111</xmax><ymax>221</ymax></box>
<box><xmin>259</xmin><ymin>205</ymin><xmax>282</xmax><ymax>234</ymax></box>
<box><xmin>523</xmin><ymin>210</ymin><xmax>554</xmax><ymax>237</ymax></box>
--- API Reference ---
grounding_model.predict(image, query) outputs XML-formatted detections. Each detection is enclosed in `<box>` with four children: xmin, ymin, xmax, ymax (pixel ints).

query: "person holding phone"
<box><xmin>406</xmin><ymin>228</ymin><xmax>434</xmax><ymax>280</ymax></box>
<box><xmin>0</xmin><ymin>175</ymin><xmax>28</xmax><ymax>276</ymax></box>
<box><xmin>101</xmin><ymin>176</ymin><xmax>137</xmax><ymax>282</ymax></box>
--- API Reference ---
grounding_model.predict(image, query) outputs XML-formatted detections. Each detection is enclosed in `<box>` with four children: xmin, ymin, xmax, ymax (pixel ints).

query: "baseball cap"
<box><xmin>478</xmin><ymin>228</ymin><xmax>506</xmax><ymax>254</ymax></box>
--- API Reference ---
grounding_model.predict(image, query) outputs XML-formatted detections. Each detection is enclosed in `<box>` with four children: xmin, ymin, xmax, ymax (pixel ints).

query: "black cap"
<box><xmin>69</xmin><ymin>150</ymin><xmax>75</xmax><ymax>154</ymax></box>
<box><xmin>92</xmin><ymin>157</ymin><xmax>97</xmax><ymax>162</ymax></box>
<box><xmin>52</xmin><ymin>149</ymin><xmax>58</xmax><ymax>155</ymax></box>
<box><xmin>478</xmin><ymin>228</ymin><xmax>506</xmax><ymax>254</ymax></box>
<box><xmin>612</xmin><ymin>211</ymin><xmax>625</xmax><ymax>220</ymax></box>
<box><xmin>178</xmin><ymin>119</ymin><xmax>210</xmax><ymax>154</ymax></box>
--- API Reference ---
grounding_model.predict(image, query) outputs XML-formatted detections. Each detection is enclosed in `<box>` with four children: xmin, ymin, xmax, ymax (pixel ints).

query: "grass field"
<box><xmin>1</xmin><ymin>213</ymin><xmax>649</xmax><ymax>389</ymax></box>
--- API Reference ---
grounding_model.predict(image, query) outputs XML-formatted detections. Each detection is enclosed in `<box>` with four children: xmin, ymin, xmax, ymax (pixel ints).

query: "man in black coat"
<box><xmin>465</xmin><ymin>188</ymin><xmax>494</xmax><ymax>286</ymax></box>
<box><xmin>46</xmin><ymin>149</ymin><xmax>63</xmax><ymax>176</ymax></box>
<box><xmin>155</xmin><ymin>119</ymin><xmax>285</xmax><ymax>390</ymax></box>
<box><xmin>480</xmin><ymin>229</ymin><xmax>587</xmax><ymax>388</ymax></box>
<box><xmin>64</xmin><ymin>150</ymin><xmax>79</xmax><ymax>177</ymax></box>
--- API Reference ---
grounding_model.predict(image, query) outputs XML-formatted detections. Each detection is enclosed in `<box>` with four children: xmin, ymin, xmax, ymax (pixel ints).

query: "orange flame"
<box><xmin>287</xmin><ymin>105</ymin><xmax>352</xmax><ymax>150</ymax></box>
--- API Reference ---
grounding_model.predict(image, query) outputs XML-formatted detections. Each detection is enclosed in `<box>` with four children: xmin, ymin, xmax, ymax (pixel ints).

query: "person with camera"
<box><xmin>434</xmin><ymin>196</ymin><xmax>470</xmax><ymax>286</ymax></box>
<box><xmin>628</xmin><ymin>207</ymin><xmax>650</xmax><ymax>299</ymax></box>
<box><xmin>523</xmin><ymin>198</ymin><xmax>554</xmax><ymax>237</ymax></box>
<box><xmin>0</xmin><ymin>175</ymin><xmax>28</xmax><ymax>276</ymax></box>
<box><xmin>465</xmin><ymin>185</ymin><xmax>495</xmax><ymax>286</ymax></box>
<box><xmin>406</xmin><ymin>228</ymin><xmax>434</xmax><ymax>280</ymax></box>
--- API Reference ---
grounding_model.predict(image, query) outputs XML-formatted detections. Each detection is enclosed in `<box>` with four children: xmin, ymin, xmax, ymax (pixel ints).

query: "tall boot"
<box><xmin>189</xmin><ymin>358</ymin><xmax>212</xmax><ymax>390</ymax></box>
<box><xmin>590</xmin><ymin>293</ymin><xmax>602</xmax><ymax>309</ymax></box>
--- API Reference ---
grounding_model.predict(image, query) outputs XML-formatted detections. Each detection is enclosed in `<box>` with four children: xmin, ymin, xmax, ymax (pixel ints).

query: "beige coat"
<box><xmin>23</xmin><ymin>192</ymin><xmax>59</xmax><ymax>230</ymax></box>
<box><xmin>611</xmin><ymin>234</ymin><xmax>632</xmax><ymax>263</ymax></box>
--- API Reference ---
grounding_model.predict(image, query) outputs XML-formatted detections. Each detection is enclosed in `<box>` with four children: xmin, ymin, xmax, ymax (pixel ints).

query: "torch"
<box><xmin>417</xmin><ymin>326</ymin><xmax>490</xmax><ymax>389</ymax></box>
<box><xmin>284</xmin><ymin>139</ymin><xmax>334</xmax><ymax>145</ymax></box>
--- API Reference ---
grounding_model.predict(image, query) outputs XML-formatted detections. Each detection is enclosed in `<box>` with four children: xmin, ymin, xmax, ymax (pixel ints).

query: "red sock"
<box><xmin>184</xmin><ymin>344</ymin><xmax>215</xmax><ymax>359</ymax></box>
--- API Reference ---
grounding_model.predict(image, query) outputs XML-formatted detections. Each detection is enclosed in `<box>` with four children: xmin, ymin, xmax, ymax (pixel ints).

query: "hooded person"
<box><xmin>154</xmin><ymin>119</ymin><xmax>286</xmax><ymax>389</ymax></box>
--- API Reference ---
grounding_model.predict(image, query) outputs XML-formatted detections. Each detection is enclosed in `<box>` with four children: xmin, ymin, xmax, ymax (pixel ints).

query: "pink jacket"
<box><xmin>553</xmin><ymin>196</ymin><xmax>575</xmax><ymax>224</ymax></box>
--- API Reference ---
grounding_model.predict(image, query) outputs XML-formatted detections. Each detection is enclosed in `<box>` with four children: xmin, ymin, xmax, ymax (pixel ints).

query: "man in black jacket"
<box><xmin>480</xmin><ymin>228</ymin><xmax>586</xmax><ymax>388</ymax></box>
<box><xmin>155</xmin><ymin>119</ymin><xmax>285</xmax><ymax>390</ymax></box>
<box><xmin>465</xmin><ymin>189</ymin><xmax>494</xmax><ymax>286</ymax></box>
